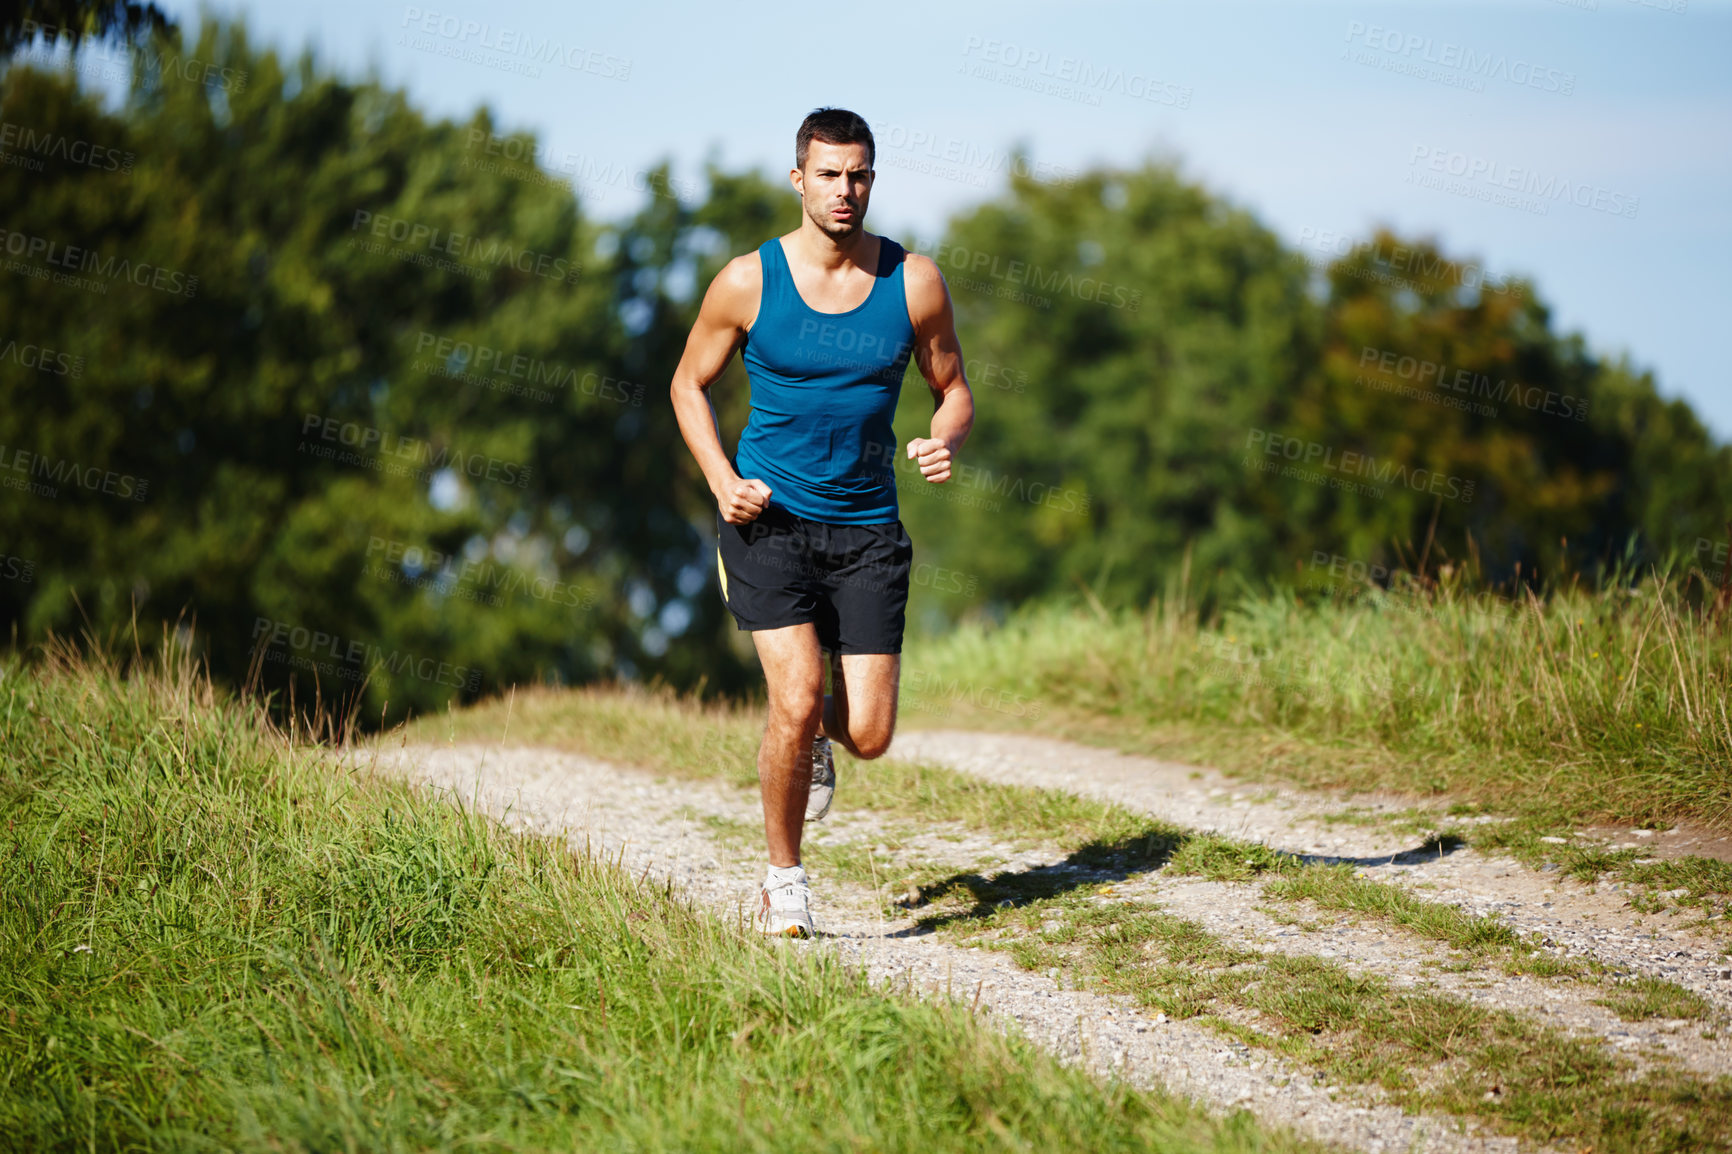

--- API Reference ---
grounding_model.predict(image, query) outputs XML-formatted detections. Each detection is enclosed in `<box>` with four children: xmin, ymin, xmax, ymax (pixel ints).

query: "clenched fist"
<box><xmin>717</xmin><ymin>477</ymin><xmax>772</xmax><ymax>524</ymax></box>
<box><xmin>906</xmin><ymin>437</ymin><xmax>954</xmax><ymax>483</ymax></box>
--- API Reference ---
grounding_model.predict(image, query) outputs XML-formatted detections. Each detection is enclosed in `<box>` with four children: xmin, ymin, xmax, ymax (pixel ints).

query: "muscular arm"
<box><xmin>669</xmin><ymin>254</ymin><xmax>772</xmax><ymax>523</ymax></box>
<box><xmin>902</xmin><ymin>253</ymin><xmax>975</xmax><ymax>483</ymax></box>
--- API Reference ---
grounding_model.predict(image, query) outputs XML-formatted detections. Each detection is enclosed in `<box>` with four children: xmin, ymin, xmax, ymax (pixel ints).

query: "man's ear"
<box><xmin>788</xmin><ymin>167</ymin><xmax>803</xmax><ymax>195</ymax></box>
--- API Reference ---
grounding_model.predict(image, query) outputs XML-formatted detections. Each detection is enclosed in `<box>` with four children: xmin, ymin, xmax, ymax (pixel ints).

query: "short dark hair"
<box><xmin>795</xmin><ymin>107</ymin><xmax>874</xmax><ymax>172</ymax></box>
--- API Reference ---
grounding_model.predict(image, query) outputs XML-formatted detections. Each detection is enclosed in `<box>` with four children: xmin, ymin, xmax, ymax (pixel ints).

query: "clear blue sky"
<box><xmin>163</xmin><ymin>0</ymin><xmax>1731</xmax><ymax>440</ymax></box>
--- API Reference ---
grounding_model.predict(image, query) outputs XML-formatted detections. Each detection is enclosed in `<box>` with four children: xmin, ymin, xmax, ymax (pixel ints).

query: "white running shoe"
<box><xmin>805</xmin><ymin>734</ymin><xmax>835</xmax><ymax>822</ymax></box>
<box><xmin>758</xmin><ymin>865</ymin><xmax>815</xmax><ymax>939</ymax></box>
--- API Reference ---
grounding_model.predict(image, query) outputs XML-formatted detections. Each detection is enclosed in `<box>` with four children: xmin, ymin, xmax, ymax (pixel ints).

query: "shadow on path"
<box><xmin>889</xmin><ymin>828</ymin><xmax>1467</xmax><ymax>936</ymax></box>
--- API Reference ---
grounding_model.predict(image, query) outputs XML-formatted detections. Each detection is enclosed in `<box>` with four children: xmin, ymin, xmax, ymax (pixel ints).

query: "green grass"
<box><xmin>899</xmin><ymin>579</ymin><xmax>1732</xmax><ymax>831</ymax></box>
<box><xmin>1446</xmin><ymin>821</ymin><xmax>1732</xmax><ymax>929</ymax></box>
<box><xmin>867</xmin><ymin>825</ymin><xmax>1732</xmax><ymax>1149</ymax></box>
<box><xmin>1262</xmin><ymin>866</ymin><xmax>1584</xmax><ymax>978</ymax></box>
<box><xmin>1595</xmin><ymin>977</ymin><xmax>1716</xmax><ymax>1023</ymax></box>
<box><xmin>0</xmin><ymin>645</ymin><xmax>1326</xmax><ymax>1154</ymax></box>
<box><xmin>953</xmin><ymin>889</ymin><xmax>1732</xmax><ymax>1152</ymax></box>
<box><xmin>895</xmin><ymin>578</ymin><xmax>1732</xmax><ymax>918</ymax></box>
<box><xmin>400</xmin><ymin>679</ymin><xmax>1732</xmax><ymax>1148</ymax></box>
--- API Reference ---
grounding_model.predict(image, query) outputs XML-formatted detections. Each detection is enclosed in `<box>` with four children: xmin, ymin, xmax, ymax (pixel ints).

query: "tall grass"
<box><xmin>0</xmin><ymin>639</ymin><xmax>1315</xmax><ymax>1154</ymax></box>
<box><xmin>904</xmin><ymin>568</ymin><xmax>1732</xmax><ymax>831</ymax></box>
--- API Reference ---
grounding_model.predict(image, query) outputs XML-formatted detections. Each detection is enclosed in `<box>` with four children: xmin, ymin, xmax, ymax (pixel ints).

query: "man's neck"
<box><xmin>789</xmin><ymin>221</ymin><xmax>875</xmax><ymax>272</ymax></box>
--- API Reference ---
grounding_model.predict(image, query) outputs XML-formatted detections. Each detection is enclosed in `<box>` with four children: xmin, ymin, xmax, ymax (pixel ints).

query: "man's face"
<box><xmin>792</xmin><ymin>140</ymin><xmax>874</xmax><ymax>240</ymax></box>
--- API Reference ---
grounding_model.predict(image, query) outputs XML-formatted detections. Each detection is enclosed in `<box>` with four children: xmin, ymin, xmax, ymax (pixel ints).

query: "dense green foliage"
<box><xmin>3</xmin><ymin>18</ymin><xmax>1727</xmax><ymax>719</ymax></box>
<box><xmin>900</xmin><ymin>171</ymin><xmax>1732</xmax><ymax>621</ymax></box>
<box><xmin>1</xmin><ymin>24</ymin><xmax>757</xmax><ymax>720</ymax></box>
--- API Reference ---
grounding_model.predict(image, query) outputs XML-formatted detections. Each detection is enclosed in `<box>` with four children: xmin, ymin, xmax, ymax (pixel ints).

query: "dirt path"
<box><xmin>888</xmin><ymin>730</ymin><xmax>1732</xmax><ymax>1013</ymax></box>
<box><xmin>369</xmin><ymin>736</ymin><xmax>1728</xmax><ymax>1154</ymax></box>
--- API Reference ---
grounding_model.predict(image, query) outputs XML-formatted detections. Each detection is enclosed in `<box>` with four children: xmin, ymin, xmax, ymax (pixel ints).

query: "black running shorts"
<box><xmin>715</xmin><ymin>506</ymin><xmax>912</xmax><ymax>655</ymax></box>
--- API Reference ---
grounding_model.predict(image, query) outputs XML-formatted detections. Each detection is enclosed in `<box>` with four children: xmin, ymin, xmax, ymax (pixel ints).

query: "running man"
<box><xmin>670</xmin><ymin>108</ymin><xmax>974</xmax><ymax>938</ymax></box>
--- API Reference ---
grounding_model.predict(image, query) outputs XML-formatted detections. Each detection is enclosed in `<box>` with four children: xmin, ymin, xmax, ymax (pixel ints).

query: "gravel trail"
<box><xmin>368</xmin><ymin>741</ymin><xmax>1590</xmax><ymax>1154</ymax></box>
<box><xmin>888</xmin><ymin>730</ymin><xmax>1732</xmax><ymax>1011</ymax></box>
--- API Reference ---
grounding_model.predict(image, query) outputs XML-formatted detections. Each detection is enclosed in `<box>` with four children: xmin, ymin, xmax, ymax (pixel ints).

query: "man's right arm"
<box><xmin>669</xmin><ymin>254</ymin><xmax>773</xmax><ymax>525</ymax></box>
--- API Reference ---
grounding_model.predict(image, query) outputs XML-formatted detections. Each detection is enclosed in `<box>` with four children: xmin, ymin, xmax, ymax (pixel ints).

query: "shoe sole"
<box><xmin>758</xmin><ymin>918</ymin><xmax>814</xmax><ymax>939</ymax></box>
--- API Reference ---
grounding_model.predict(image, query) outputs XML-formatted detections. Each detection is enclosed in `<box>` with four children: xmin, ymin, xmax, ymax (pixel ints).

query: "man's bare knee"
<box><xmin>767</xmin><ymin>690</ymin><xmax>823</xmax><ymax>736</ymax></box>
<box><xmin>849</xmin><ymin>725</ymin><xmax>894</xmax><ymax>760</ymax></box>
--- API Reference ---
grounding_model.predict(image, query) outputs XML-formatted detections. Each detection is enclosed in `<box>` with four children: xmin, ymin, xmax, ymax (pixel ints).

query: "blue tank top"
<box><xmin>734</xmin><ymin>235</ymin><xmax>915</xmax><ymax>524</ymax></box>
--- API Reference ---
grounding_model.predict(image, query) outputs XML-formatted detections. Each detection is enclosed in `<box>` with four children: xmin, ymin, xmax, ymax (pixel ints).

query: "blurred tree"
<box><xmin>0</xmin><ymin>1</ymin><xmax>171</xmax><ymax>56</ymax></box>
<box><xmin>890</xmin><ymin>164</ymin><xmax>1322</xmax><ymax>619</ymax></box>
<box><xmin>891</xmin><ymin>167</ymin><xmax>1732</xmax><ymax>621</ymax></box>
<box><xmin>0</xmin><ymin>22</ymin><xmax>753</xmax><ymax>722</ymax></box>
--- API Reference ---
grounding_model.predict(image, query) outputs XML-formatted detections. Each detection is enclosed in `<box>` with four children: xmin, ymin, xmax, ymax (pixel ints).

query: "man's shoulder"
<box><xmin>897</xmin><ymin>247</ymin><xmax>940</xmax><ymax>280</ymax></box>
<box><xmin>703</xmin><ymin>248</ymin><xmax>765</xmax><ymax>322</ymax></box>
<box><xmin>896</xmin><ymin>246</ymin><xmax>947</xmax><ymax>316</ymax></box>
<box><xmin>717</xmin><ymin>246</ymin><xmax>766</xmax><ymax>287</ymax></box>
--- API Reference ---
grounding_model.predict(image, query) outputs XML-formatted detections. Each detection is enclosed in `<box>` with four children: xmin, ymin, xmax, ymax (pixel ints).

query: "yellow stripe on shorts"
<box><xmin>715</xmin><ymin>544</ymin><xmax>730</xmax><ymax>604</ymax></box>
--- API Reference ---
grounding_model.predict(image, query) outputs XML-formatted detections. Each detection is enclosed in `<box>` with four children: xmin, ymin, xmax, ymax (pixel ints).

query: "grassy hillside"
<box><xmin>0</xmin><ymin>642</ymin><xmax>1316</xmax><ymax>1154</ymax></box>
<box><xmin>900</xmin><ymin>572</ymin><xmax>1731</xmax><ymax>837</ymax></box>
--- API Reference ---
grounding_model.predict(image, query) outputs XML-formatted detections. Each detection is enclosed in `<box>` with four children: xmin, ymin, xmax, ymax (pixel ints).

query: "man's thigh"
<box><xmin>752</xmin><ymin>622</ymin><xmax>826</xmax><ymax>713</ymax></box>
<box><xmin>832</xmin><ymin>651</ymin><xmax>900</xmax><ymax>732</ymax></box>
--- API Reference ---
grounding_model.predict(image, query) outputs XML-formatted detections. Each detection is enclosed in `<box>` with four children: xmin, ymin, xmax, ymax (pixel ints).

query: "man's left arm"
<box><xmin>903</xmin><ymin>253</ymin><xmax>974</xmax><ymax>483</ymax></box>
